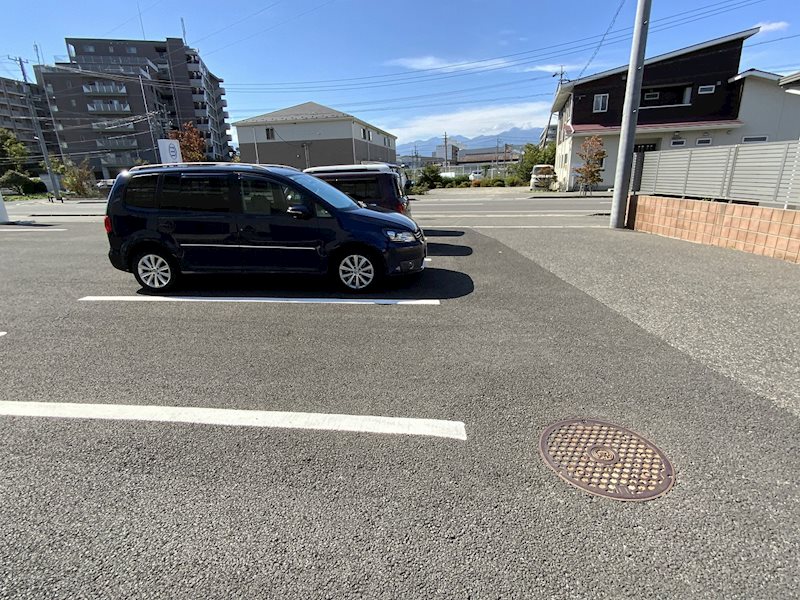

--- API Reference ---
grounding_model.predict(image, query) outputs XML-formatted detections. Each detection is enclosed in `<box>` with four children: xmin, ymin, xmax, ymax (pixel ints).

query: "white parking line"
<box><xmin>418</xmin><ymin>225</ymin><xmax>607</xmax><ymax>229</ymax></box>
<box><xmin>0</xmin><ymin>332</ymin><xmax>6</xmax><ymax>337</ymax></box>
<box><xmin>0</xmin><ymin>401</ymin><xmax>467</xmax><ymax>440</ymax></box>
<box><xmin>79</xmin><ymin>296</ymin><xmax>440</xmax><ymax>305</ymax></box>
<box><xmin>0</xmin><ymin>228</ymin><xmax>68</xmax><ymax>232</ymax></box>
<box><xmin>424</xmin><ymin>258</ymin><xmax>432</xmax><ymax>262</ymax></box>
<box><xmin>415</xmin><ymin>213</ymin><xmax>605</xmax><ymax>218</ymax></box>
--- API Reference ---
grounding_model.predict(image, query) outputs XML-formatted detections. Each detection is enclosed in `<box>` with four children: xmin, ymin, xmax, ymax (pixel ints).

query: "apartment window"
<box><xmin>696</xmin><ymin>137</ymin><xmax>712</xmax><ymax>146</ymax></box>
<box><xmin>108</xmin><ymin>46</ymin><xmax>114</xmax><ymax>53</ymax></box>
<box><xmin>361</xmin><ymin>127</ymin><xmax>367</xmax><ymax>140</ymax></box>
<box><xmin>384</xmin><ymin>136</ymin><xmax>388</xmax><ymax>146</ymax></box>
<box><xmin>83</xmin><ymin>45</ymin><xmax>95</xmax><ymax>53</ymax></box>
<box><xmin>368</xmin><ymin>130</ymin><xmax>373</xmax><ymax>141</ymax></box>
<box><xmin>698</xmin><ymin>85</ymin><xmax>716</xmax><ymax>95</ymax></box>
<box><xmin>640</xmin><ymin>85</ymin><xmax>692</xmax><ymax>108</ymax></box>
<box><xmin>265</xmin><ymin>127</ymin><xmax>275</xmax><ymax>140</ymax></box>
<box><xmin>593</xmin><ymin>93</ymin><xmax>609</xmax><ymax>113</ymax></box>
<box><xmin>51</xmin><ymin>105</ymin><xmax>59</xmax><ymax>112</ymax></box>
<box><xmin>670</xmin><ymin>139</ymin><xmax>686</xmax><ymax>147</ymax></box>
<box><xmin>126</xmin><ymin>46</ymin><xmax>138</xmax><ymax>54</ymax></box>
<box><xmin>742</xmin><ymin>135</ymin><xmax>768</xmax><ymax>144</ymax></box>
<box><xmin>643</xmin><ymin>92</ymin><xmax>660</xmax><ymax>101</ymax></box>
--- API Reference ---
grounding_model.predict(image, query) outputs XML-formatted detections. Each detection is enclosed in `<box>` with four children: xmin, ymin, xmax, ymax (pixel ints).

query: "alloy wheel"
<box><xmin>338</xmin><ymin>254</ymin><xmax>375</xmax><ymax>290</ymax></box>
<box><xmin>137</xmin><ymin>254</ymin><xmax>172</xmax><ymax>289</ymax></box>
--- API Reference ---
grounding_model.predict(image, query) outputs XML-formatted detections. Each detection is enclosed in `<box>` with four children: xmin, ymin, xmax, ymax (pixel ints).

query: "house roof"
<box><xmin>233</xmin><ymin>101</ymin><xmax>396</xmax><ymax>139</ymax></box>
<box><xmin>233</xmin><ymin>102</ymin><xmax>353</xmax><ymax>126</ymax></box>
<box><xmin>779</xmin><ymin>71</ymin><xmax>800</xmax><ymax>88</ymax></box>
<box><xmin>728</xmin><ymin>69</ymin><xmax>782</xmax><ymax>83</ymax></box>
<box><xmin>569</xmin><ymin>119</ymin><xmax>743</xmax><ymax>136</ymax></box>
<box><xmin>551</xmin><ymin>28</ymin><xmax>760</xmax><ymax>112</ymax></box>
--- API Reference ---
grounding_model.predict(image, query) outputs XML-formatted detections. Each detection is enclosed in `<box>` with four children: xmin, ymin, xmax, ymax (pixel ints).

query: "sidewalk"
<box><xmin>479</xmin><ymin>225</ymin><xmax>800</xmax><ymax>416</ymax></box>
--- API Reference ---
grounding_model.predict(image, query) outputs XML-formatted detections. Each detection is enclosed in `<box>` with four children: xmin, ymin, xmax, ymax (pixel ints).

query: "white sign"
<box><xmin>157</xmin><ymin>139</ymin><xmax>183</xmax><ymax>164</ymax></box>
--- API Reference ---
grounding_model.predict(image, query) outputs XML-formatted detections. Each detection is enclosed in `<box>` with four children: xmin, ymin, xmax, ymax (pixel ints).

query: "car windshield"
<box><xmin>287</xmin><ymin>172</ymin><xmax>359</xmax><ymax>210</ymax></box>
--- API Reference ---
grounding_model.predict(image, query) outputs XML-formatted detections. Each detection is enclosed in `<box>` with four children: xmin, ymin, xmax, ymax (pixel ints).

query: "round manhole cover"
<box><xmin>539</xmin><ymin>419</ymin><xmax>675</xmax><ymax>502</ymax></box>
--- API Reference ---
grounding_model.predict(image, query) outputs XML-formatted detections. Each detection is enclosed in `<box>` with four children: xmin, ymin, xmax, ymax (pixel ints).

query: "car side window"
<box><xmin>161</xmin><ymin>174</ymin><xmax>233</xmax><ymax>212</ymax></box>
<box><xmin>241</xmin><ymin>177</ymin><xmax>309</xmax><ymax>216</ymax></box>
<box><xmin>124</xmin><ymin>174</ymin><xmax>158</xmax><ymax>208</ymax></box>
<box><xmin>329</xmin><ymin>178</ymin><xmax>381</xmax><ymax>203</ymax></box>
<box><xmin>314</xmin><ymin>203</ymin><xmax>332</xmax><ymax>218</ymax></box>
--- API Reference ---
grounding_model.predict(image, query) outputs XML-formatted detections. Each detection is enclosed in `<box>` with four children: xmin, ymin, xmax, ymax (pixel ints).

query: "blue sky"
<box><xmin>2</xmin><ymin>0</ymin><xmax>799</xmax><ymax>147</ymax></box>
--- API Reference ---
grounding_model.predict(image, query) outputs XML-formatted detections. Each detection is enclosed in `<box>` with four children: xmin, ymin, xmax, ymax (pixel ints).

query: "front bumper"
<box><xmin>386</xmin><ymin>241</ymin><xmax>426</xmax><ymax>275</ymax></box>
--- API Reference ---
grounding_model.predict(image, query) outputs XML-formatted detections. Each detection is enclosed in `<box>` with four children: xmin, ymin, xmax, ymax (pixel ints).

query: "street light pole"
<box><xmin>610</xmin><ymin>0</ymin><xmax>652</xmax><ymax>229</ymax></box>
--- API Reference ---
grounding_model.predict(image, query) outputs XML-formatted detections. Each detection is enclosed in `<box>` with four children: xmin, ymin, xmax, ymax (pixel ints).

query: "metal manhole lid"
<box><xmin>539</xmin><ymin>418</ymin><xmax>675</xmax><ymax>502</ymax></box>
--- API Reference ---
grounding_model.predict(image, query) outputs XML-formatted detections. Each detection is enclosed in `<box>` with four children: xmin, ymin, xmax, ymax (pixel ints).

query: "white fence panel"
<box><xmin>636</xmin><ymin>141</ymin><xmax>799</xmax><ymax>206</ymax></box>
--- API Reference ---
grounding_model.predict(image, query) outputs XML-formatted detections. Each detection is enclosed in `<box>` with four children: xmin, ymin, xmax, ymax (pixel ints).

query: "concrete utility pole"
<box><xmin>443</xmin><ymin>132</ymin><xmax>448</xmax><ymax>170</ymax></box>
<box><xmin>9</xmin><ymin>55</ymin><xmax>61</xmax><ymax>201</ymax></box>
<box><xmin>610</xmin><ymin>0</ymin><xmax>652</xmax><ymax>229</ymax></box>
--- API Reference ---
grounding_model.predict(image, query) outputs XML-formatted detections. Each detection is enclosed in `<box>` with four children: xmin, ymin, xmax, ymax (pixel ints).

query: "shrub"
<box><xmin>458</xmin><ymin>182</ymin><xmax>470</xmax><ymax>188</ymax></box>
<box><xmin>0</xmin><ymin>170</ymin><xmax>34</xmax><ymax>195</ymax></box>
<box><xmin>417</xmin><ymin>164</ymin><xmax>442</xmax><ymax>188</ymax></box>
<box><xmin>488</xmin><ymin>178</ymin><xmax>505</xmax><ymax>187</ymax></box>
<box><xmin>470</xmin><ymin>180</ymin><xmax>481</xmax><ymax>187</ymax></box>
<box><xmin>453</xmin><ymin>174</ymin><xmax>469</xmax><ymax>185</ymax></box>
<box><xmin>505</xmin><ymin>175</ymin><xmax>522</xmax><ymax>187</ymax></box>
<box><xmin>24</xmin><ymin>177</ymin><xmax>48</xmax><ymax>194</ymax></box>
<box><xmin>409</xmin><ymin>184</ymin><xmax>429</xmax><ymax>195</ymax></box>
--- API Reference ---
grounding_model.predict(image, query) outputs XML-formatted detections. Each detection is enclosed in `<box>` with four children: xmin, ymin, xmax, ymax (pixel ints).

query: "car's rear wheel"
<box><xmin>132</xmin><ymin>249</ymin><xmax>179</xmax><ymax>292</ymax></box>
<box><xmin>335</xmin><ymin>251</ymin><xmax>381</xmax><ymax>292</ymax></box>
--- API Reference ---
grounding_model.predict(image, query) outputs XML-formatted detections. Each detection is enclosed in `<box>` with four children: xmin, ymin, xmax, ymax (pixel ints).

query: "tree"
<box><xmin>0</xmin><ymin>128</ymin><xmax>29</xmax><ymax>175</ymax></box>
<box><xmin>417</xmin><ymin>163</ymin><xmax>442</xmax><ymax>188</ymax></box>
<box><xmin>169</xmin><ymin>122</ymin><xmax>207</xmax><ymax>162</ymax></box>
<box><xmin>47</xmin><ymin>157</ymin><xmax>95</xmax><ymax>197</ymax></box>
<box><xmin>0</xmin><ymin>170</ymin><xmax>34</xmax><ymax>194</ymax></box>
<box><xmin>516</xmin><ymin>142</ymin><xmax>556</xmax><ymax>182</ymax></box>
<box><xmin>574</xmin><ymin>136</ymin><xmax>606</xmax><ymax>193</ymax></box>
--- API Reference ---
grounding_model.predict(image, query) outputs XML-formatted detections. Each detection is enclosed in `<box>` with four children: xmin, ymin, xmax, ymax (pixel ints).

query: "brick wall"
<box><xmin>628</xmin><ymin>195</ymin><xmax>800</xmax><ymax>264</ymax></box>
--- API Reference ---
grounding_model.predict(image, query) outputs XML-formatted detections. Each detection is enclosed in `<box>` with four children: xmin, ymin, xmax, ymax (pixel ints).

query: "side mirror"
<box><xmin>287</xmin><ymin>204</ymin><xmax>312</xmax><ymax>219</ymax></box>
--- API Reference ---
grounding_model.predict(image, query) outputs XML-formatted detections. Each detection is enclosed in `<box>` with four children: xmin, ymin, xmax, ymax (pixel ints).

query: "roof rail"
<box><xmin>127</xmin><ymin>162</ymin><xmax>301</xmax><ymax>172</ymax></box>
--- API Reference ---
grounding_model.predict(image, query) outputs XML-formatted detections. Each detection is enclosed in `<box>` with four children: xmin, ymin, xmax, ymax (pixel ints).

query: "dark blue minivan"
<box><xmin>105</xmin><ymin>163</ymin><xmax>426</xmax><ymax>292</ymax></box>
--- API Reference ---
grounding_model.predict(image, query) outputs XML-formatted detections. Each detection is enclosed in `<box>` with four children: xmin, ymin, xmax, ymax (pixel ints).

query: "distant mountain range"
<box><xmin>397</xmin><ymin>127</ymin><xmax>544</xmax><ymax>156</ymax></box>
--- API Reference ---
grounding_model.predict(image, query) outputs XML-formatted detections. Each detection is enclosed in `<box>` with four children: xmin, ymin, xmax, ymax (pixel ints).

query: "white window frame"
<box><xmin>698</xmin><ymin>85</ymin><xmax>716</xmax><ymax>95</ymax></box>
<box><xmin>361</xmin><ymin>127</ymin><xmax>367</xmax><ymax>140</ymax></box>
<box><xmin>741</xmin><ymin>135</ymin><xmax>768</xmax><ymax>144</ymax></box>
<box><xmin>264</xmin><ymin>127</ymin><xmax>275</xmax><ymax>140</ymax></box>
<box><xmin>126</xmin><ymin>46</ymin><xmax>138</xmax><ymax>55</ymax></box>
<box><xmin>643</xmin><ymin>91</ymin><xmax>660</xmax><ymax>101</ymax></box>
<box><xmin>670</xmin><ymin>139</ymin><xmax>686</xmax><ymax>147</ymax></box>
<box><xmin>696</xmin><ymin>137</ymin><xmax>713</xmax><ymax>146</ymax></box>
<box><xmin>592</xmin><ymin>93</ymin><xmax>609</xmax><ymax>113</ymax></box>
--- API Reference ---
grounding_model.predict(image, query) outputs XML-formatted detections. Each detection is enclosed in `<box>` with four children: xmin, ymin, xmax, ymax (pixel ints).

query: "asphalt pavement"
<box><xmin>1</xmin><ymin>188</ymin><xmax>798</xmax><ymax>599</ymax></box>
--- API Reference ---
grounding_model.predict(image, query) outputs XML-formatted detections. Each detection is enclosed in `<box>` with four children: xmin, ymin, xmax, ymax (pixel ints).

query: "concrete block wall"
<box><xmin>628</xmin><ymin>195</ymin><xmax>800</xmax><ymax>264</ymax></box>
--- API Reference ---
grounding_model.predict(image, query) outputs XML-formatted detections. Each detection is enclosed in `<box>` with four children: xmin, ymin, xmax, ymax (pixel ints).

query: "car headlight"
<box><xmin>384</xmin><ymin>229</ymin><xmax>416</xmax><ymax>243</ymax></box>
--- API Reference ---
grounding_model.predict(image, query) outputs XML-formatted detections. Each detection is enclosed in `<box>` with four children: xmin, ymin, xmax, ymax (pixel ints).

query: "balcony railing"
<box><xmin>92</xmin><ymin>120</ymin><xmax>135</xmax><ymax>130</ymax></box>
<box><xmin>96</xmin><ymin>138</ymin><xmax>138</xmax><ymax>149</ymax></box>
<box><xmin>83</xmin><ymin>83</ymin><xmax>127</xmax><ymax>95</ymax></box>
<box><xmin>87</xmin><ymin>102</ymin><xmax>131</xmax><ymax>113</ymax></box>
<box><xmin>100</xmin><ymin>152</ymin><xmax>137</xmax><ymax>166</ymax></box>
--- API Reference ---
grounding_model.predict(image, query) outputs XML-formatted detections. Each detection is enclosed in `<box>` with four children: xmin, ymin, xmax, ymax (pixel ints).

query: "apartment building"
<box><xmin>0</xmin><ymin>76</ymin><xmax>58</xmax><ymax>161</ymax></box>
<box><xmin>34</xmin><ymin>37</ymin><xmax>231</xmax><ymax>179</ymax></box>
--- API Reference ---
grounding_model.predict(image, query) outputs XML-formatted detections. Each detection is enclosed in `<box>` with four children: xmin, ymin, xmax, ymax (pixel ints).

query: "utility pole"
<box><xmin>139</xmin><ymin>76</ymin><xmax>158</xmax><ymax>160</ymax></box>
<box><xmin>443</xmin><ymin>131</ymin><xmax>448</xmax><ymax>170</ymax></box>
<box><xmin>9</xmin><ymin>55</ymin><xmax>61</xmax><ymax>201</ymax></box>
<box><xmin>610</xmin><ymin>0</ymin><xmax>652</xmax><ymax>229</ymax></box>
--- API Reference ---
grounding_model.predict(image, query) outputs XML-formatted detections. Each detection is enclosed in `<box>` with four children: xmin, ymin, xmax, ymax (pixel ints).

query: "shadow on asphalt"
<box><xmin>426</xmin><ymin>242</ymin><xmax>473</xmax><ymax>257</ymax></box>
<box><xmin>422</xmin><ymin>229</ymin><xmax>465</xmax><ymax>237</ymax></box>
<box><xmin>138</xmin><ymin>267</ymin><xmax>474</xmax><ymax>300</ymax></box>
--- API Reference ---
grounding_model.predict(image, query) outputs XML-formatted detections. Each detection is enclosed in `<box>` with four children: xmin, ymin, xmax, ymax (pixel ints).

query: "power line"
<box><xmin>577</xmin><ymin>0</ymin><xmax>627</xmax><ymax>79</ymax></box>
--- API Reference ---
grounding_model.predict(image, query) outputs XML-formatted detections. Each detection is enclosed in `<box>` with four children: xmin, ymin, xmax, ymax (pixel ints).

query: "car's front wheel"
<box><xmin>132</xmin><ymin>249</ymin><xmax>179</xmax><ymax>292</ymax></box>
<box><xmin>335</xmin><ymin>251</ymin><xmax>381</xmax><ymax>292</ymax></box>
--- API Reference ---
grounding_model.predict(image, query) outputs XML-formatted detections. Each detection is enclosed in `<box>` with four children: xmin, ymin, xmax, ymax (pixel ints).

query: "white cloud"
<box><xmin>378</xmin><ymin>101</ymin><xmax>553</xmax><ymax>144</ymax></box>
<box><xmin>521</xmin><ymin>62</ymin><xmax>586</xmax><ymax>73</ymax></box>
<box><xmin>754</xmin><ymin>21</ymin><xmax>790</xmax><ymax>34</ymax></box>
<box><xmin>385</xmin><ymin>56</ymin><xmax>513</xmax><ymax>73</ymax></box>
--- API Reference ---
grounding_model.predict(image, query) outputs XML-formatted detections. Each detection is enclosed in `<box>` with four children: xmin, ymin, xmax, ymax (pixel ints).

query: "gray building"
<box><xmin>0</xmin><ymin>76</ymin><xmax>58</xmax><ymax>163</ymax></box>
<box><xmin>34</xmin><ymin>37</ymin><xmax>231</xmax><ymax>179</ymax></box>
<box><xmin>234</xmin><ymin>102</ymin><xmax>397</xmax><ymax>169</ymax></box>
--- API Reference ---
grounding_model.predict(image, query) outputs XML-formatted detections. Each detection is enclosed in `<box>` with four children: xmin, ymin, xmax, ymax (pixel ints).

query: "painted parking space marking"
<box><xmin>0</xmin><ymin>401</ymin><xmax>467</xmax><ymax>440</ymax></box>
<box><xmin>0</xmin><ymin>228</ymin><xmax>68</xmax><ymax>232</ymax></box>
<box><xmin>416</xmin><ymin>225</ymin><xmax>607</xmax><ymax>229</ymax></box>
<box><xmin>79</xmin><ymin>296</ymin><xmax>441</xmax><ymax>305</ymax></box>
<box><xmin>0</xmin><ymin>332</ymin><xmax>6</xmax><ymax>337</ymax></box>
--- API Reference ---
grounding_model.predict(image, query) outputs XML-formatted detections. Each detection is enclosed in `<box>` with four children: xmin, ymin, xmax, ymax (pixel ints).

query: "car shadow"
<box><xmin>426</xmin><ymin>242</ymin><xmax>473</xmax><ymax>257</ymax></box>
<box><xmin>139</xmin><ymin>267</ymin><xmax>474</xmax><ymax>300</ymax></box>
<box><xmin>422</xmin><ymin>229</ymin><xmax>465</xmax><ymax>237</ymax></box>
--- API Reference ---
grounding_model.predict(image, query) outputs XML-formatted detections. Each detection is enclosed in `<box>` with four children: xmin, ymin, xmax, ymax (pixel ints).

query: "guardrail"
<box><xmin>636</xmin><ymin>140</ymin><xmax>799</xmax><ymax>209</ymax></box>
